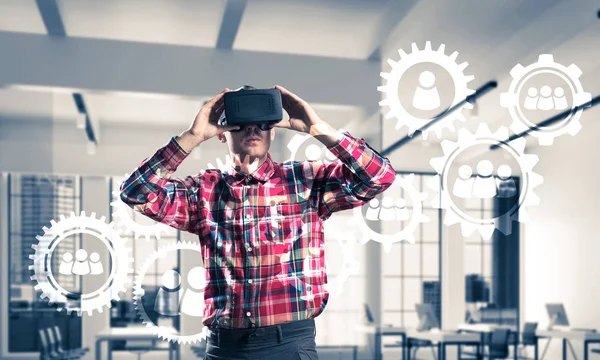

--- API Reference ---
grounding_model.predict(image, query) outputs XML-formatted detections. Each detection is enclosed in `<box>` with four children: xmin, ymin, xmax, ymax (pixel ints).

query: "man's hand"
<box><xmin>189</xmin><ymin>88</ymin><xmax>241</xmax><ymax>142</ymax></box>
<box><xmin>176</xmin><ymin>88</ymin><xmax>241</xmax><ymax>152</ymax></box>
<box><xmin>273</xmin><ymin>85</ymin><xmax>340</xmax><ymax>146</ymax></box>
<box><xmin>272</xmin><ymin>85</ymin><xmax>325</xmax><ymax>134</ymax></box>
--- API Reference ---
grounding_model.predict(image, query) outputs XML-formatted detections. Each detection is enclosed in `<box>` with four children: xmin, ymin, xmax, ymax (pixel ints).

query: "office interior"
<box><xmin>1</xmin><ymin>1</ymin><xmax>599</xmax><ymax>359</ymax></box>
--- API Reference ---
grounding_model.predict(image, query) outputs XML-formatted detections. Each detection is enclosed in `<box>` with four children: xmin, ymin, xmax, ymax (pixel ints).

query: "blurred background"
<box><xmin>1</xmin><ymin>0</ymin><xmax>599</xmax><ymax>359</ymax></box>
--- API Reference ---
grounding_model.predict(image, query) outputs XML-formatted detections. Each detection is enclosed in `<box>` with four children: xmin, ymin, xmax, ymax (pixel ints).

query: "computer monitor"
<box><xmin>416</xmin><ymin>303</ymin><xmax>440</xmax><ymax>331</ymax></box>
<box><xmin>546</xmin><ymin>303</ymin><xmax>569</xmax><ymax>329</ymax></box>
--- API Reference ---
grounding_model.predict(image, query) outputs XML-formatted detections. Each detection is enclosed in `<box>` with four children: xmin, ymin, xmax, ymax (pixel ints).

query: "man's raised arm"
<box><xmin>119</xmin><ymin>88</ymin><xmax>240</xmax><ymax>234</ymax></box>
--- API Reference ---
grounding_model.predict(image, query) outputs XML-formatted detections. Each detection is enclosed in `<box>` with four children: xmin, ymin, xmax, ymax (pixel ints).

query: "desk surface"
<box><xmin>536</xmin><ymin>329</ymin><xmax>600</xmax><ymax>340</ymax></box>
<box><xmin>97</xmin><ymin>326</ymin><xmax>177</xmax><ymax>341</ymax></box>
<box><xmin>458</xmin><ymin>323</ymin><xmax>518</xmax><ymax>333</ymax></box>
<box><xmin>406</xmin><ymin>330</ymin><xmax>481</xmax><ymax>343</ymax></box>
<box><xmin>354</xmin><ymin>324</ymin><xmax>406</xmax><ymax>335</ymax></box>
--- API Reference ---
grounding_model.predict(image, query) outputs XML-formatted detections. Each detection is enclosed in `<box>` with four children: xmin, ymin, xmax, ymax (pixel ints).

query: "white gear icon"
<box><xmin>277</xmin><ymin>220</ymin><xmax>360</xmax><ymax>300</ymax></box>
<box><xmin>379</xmin><ymin>41</ymin><xmax>475</xmax><ymax>139</ymax></box>
<box><xmin>352</xmin><ymin>173</ymin><xmax>430</xmax><ymax>251</ymax></box>
<box><xmin>206</xmin><ymin>154</ymin><xmax>234</xmax><ymax>172</ymax></box>
<box><xmin>133</xmin><ymin>241</ymin><xmax>206</xmax><ymax>345</ymax></box>
<box><xmin>427</xmin><ymin>124</ymin><xmax>543</xmax><ymax>240</ymax></box>
<box><xmin>500</xmin><ymin>54</ymin><xmax>592</xmax><ymax>146</ymax></box>
<box><xmin>29</xmin><ymin>211</ymin><xmax>133</xmax><ymax>316</ymax></box>
<box><xmin>112</xmin><ymin>173</ymin><xmax>171</xmax><ymax>241</ymax></box>
<box><xmin>285</xmin><ymin>132</ymin><xmax>343</xmax><ymax>164</ymax></box>
<box><xmin>111</xmin><ymin>184</ymin><xmax>171</xmax><ymax>241</ymax></box>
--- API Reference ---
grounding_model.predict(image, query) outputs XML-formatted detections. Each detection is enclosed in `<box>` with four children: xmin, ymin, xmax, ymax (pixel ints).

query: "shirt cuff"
<box><xmin>157</xmin><ymin>136</ymin><xmax>191</xmax><ymax>172</ymax></box>
<box><xmin>326</xmin><ymin>130</ymin><xmax>362</xmax><ymax>160</ymax></box>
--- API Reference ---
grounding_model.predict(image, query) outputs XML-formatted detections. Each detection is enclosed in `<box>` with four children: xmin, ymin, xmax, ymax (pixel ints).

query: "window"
<box><xmin>464</xmin><ymin>177</ymin><xmax>521</xmax><ymax>328</ymax></box>
<box><xmin>5</xmin><ymin>173</ymin><xmax>82</xmax><ymax>353</ymax></box>
<box><xmin>108</xmin><ymin>177</ymin><xmax>181</xmax><ymax>329</ymax></box>
<box><xmin>381</xmin><ymin>173</ymin><xmax>442</xmax><ymax>328</ymax></box>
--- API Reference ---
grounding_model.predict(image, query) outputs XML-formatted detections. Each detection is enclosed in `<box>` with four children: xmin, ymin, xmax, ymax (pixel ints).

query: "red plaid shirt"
<box><xmin>120</xmin><ymin>130</ymin><xmax>395</xmax><ymax>329</ymax></box>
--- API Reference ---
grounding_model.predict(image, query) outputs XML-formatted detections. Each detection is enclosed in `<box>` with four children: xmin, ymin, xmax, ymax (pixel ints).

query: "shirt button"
<box><xmin>247</xmin><ymin>247</ymin><xmax>252</xmax><ymax>252</ymax></box>
<box><xmin>245</xmin><ymin>214</ymin><xmax>251</xmax><ymax>219</ymax></box>
<box><xmin>246</xmin><ymin>312</ymin><xmax>251</xmax><ymax>316</ymax></box>
<box><xmin>248</xmin><ymin>279</ymin><xmax>253</xmax><ymax>284</ymax></box>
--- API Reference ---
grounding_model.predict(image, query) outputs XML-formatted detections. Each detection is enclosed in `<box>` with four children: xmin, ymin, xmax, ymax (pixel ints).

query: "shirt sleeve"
<box><xmin>119</xmin><ymin>136</ymin><xmax>204</xmax><ymax>235</ymax></box>
<box><xmin>311</xmin><ymin>130</ymin><xmax>396</xmax><ymax>220</ymax></box>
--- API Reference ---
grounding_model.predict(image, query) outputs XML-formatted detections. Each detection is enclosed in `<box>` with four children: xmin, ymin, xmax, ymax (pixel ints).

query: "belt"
<box><xmin>206</xmin><ymin>319</ymin><xmax>315</xmax><ymax>345</ymax></box>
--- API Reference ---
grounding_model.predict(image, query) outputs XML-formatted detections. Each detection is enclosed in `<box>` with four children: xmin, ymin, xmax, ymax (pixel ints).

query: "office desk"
<box><xmin>405</xmin><ymin>330</ymin><xmax>481</xmax><ymax>360</ymax></box>
<box><xmin>354</xmin><ymin>324</ymin><xmax>406</xmax><ymax>360</ymax></box>
<box><xmin>95</xmin><ymin>327</ymin><xmax>179</xmax><ymax>360</ymax></box>
<box><xmin>536</xmin><ymin>329</ymin><xmax>600</xmax><ymax>360</ymax></box>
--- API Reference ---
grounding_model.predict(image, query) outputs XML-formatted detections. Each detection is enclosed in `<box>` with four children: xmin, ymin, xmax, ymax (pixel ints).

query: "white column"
<box><xmin>80</xmin><ymin>176</ymin><xmax>111</xmax><ymax>360</ymax></box>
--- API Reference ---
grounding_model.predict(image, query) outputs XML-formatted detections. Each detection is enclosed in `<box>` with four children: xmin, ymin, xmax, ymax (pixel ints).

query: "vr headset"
<box><xmin>218</xmin><ymin>88</ymin><xmax>283</xmax><ymax>131</ymax></box>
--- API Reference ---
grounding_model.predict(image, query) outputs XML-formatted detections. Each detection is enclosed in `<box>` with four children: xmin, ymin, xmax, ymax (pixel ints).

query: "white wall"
<box><xmin>522</xmin><ymin>106</ymin><xmax>600</xmax><ymax>359</ymax></box>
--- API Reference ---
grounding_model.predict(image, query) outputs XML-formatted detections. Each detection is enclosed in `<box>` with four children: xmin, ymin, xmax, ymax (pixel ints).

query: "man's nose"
<box><xmin>244</xmin><ymin>124</ymin><xmax>259</xmax><ymax>133</ymax></box>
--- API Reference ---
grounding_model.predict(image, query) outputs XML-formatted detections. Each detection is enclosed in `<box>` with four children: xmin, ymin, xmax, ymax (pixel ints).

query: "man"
<box><xmin>120</xmin><ymin>85</ymin><xmax>396</xmax><ymax>359</ymax></box>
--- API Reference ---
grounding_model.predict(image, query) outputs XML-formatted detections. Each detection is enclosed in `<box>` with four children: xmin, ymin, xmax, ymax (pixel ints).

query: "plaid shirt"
<box><xmin>120</xmin><ymin>130</ymin><xmax>395</xmax><ymax>329</ymax></box>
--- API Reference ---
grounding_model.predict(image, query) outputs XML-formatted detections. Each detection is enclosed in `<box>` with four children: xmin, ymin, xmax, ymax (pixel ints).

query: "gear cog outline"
<box><xmin>427</xmin><ymin>124</ymin><xmax>543</xmax><ymax>240</ymax></box>
<box><xmin>29</xmin><ymin>211</ymin><xmax>133</xmax><ymax>316</ymax></box>
<box><xmin>500</xmin><ymin>54</ymin><xmax>592</xmax><ymax>146</ymax></box>
<box><xmin>205</xmin><ymin>154</ymin><xmax>234</xmax><ymax>172</ymax></box>
<box><xmin>379</xmin><ymin>41</ymin><xmax>475</xmax><ymax>139</ymax></box>
<box><xmin>276</xmin><ymin>220</ymin><xmax>360</xmax><ymax>301</ymax></box>
<box><xmin>111</xmin><ymin>174</ymin><xmax>171</xmax><ymax>241</ymax></box>
<box><xmin>133</xmin><ymin>241</ymin><xmax>207</xmax><ymax>345</ymax></box>
<box><xmin>352</xmin><ymin>173</ymin><xmax>430</xmax><ymax>251</ymax></box>
<box><xmin>285</xmin><ymin>132</ymin><xmax>343</xmax><ymax>164</ymax></box>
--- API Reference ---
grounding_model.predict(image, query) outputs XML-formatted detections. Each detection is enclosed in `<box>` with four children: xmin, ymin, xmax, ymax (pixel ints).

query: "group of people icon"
<box><xmin>155</xmin><ymin>267</ymin><xmax>206</xmax><ymax>317</ymax></box>
<box><xmin>59</xmin><ymin>249</ymin><xmax>104</xmax><ymax>276</ymax></box>
<box><xmin>365</xmin><ymin>197</ymin><xmax>410</xmax><ymax>222</ymax></box>
<box><xmin>413</xmin><ymin>71</ymin><xmax>441</xmax><ymax>111</ymax></box>
<box><xmin>524</xmin><ymin>86</ymin><xmax>568</xmax><ymax>111</ymax></box>
<box><xmin>304</xmin><ymin>144</ymin><xmax>336</xmax><ymax>163</ymax></box>
<box><xmin>453</xmin><ymin>160</ymin><xmax>517</xmax><ymax>199</ymax></box>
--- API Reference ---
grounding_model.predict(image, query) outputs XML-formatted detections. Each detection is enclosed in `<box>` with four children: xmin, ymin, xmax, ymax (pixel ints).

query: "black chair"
<box><xmin>38</xmin><ymin>329</ymin><xmax>73</xmax><ymax>360</ymax></box>
<box><xmin>461</xmin><ymin>328</ymin><xmax>511</xmax><ymax>360</ymax></box>
<box><xmin>47</xmin><ymin>327</ymin><xmax>88</xmax><ymax>359</ymax></box>
<box><xmin>488</xmin><ymin>328</ymin><xmax>511</xmax><ymax>360</ymax></box>
<box><xmin>518</xmin><ymin>322</ymin><xmax>538</xmax><ymax>359</ymax></box>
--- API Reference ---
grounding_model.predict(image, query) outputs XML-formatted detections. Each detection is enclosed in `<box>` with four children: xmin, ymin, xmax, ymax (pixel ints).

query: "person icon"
<box><xmin>89</xmin><ymin>252</ymin><xmax>103</xmax><ymax>275</ymax></box>
<box><xmin>453</xmin><ymin>165</ymin><xmax>475</xmax><ymax>198</ymax></box>
<box><xmin>412</xmin><ymin>70</ymin><xmax>441</xmax><ymax>111</ymax></box>
<box><xmin>155</xmin><ymin>270</ymin><xmax>182</xmax><ymax>316</ymax></box>
<box><xmin>365</xmin><ymin>198</ymin><xmax>381</xmax><ymax>221</ymax></box>
<box><xmin>472</xmin><ymin>160</ymin><xmax>498</xmax><ymax>199</ymax></box>
<box><xmin>524</xmin><ymin>87</ymin><xmax>538</xmax><ymax>110</ymax></box>
<box><xmin>71</xmin><ymin>249</ymin><xmax>90</xmax><ymax>276</ymax></box>
<box><xmin>379</xmin><ymin>197</ymin><xmax>396</xmax><ymax>221</ymax></box>
<box><xmin>395</xmin><ymin>198</ymin><xmax>410</xmax><ymax>221</ymax></box>
<box><xmin>553</xmin><ymin>86</ymin><xmax>568</xmax><ymax>110</ymax></box>
<box><xmin>496</xmin><ymin>165</ymin><xmax>517</xmax><ymax>198</ymax></box>
<box><xmin>304</xmin><ymin>144</ymin><xmax>322</xmax><ymax>161</ymax></box>
<box><xmin>324</xmin><ymin>148</ymin><xmax>337</xmax><ymax>163</ymax></box>
<box><xmin>537</xmin><ymin>85</ymin><xmax>554</xmax><ymax>110</ymax></box>
<box><xmin>59</xmin><ymin>252</ymin><xmax>74</xmax><ymax>275</ymax></box>
<box><xmin>180</xmin><ymin>267</ymin><xmax>206</xmax><ymax>317</ymax></box>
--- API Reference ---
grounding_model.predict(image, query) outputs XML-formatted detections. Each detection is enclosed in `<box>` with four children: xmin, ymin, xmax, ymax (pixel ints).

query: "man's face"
<box><xmin>224</xmin><ymin>124</ymin><xmax>274</xmax><ymax>160</ymax></box>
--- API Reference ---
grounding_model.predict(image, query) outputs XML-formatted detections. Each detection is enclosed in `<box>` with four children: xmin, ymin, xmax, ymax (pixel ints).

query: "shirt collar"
<box><xmin>230</xmin><ymin>153</ymin><xmax>275</xmax><ymax>183</ymax></box>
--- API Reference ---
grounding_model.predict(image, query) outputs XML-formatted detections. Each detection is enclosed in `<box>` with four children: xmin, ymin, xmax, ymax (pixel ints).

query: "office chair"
<box><xmin>487</xmin><ymin>328</ymin><xmax>511</xmax><ymax>360</ymax></box>
<box><xmin>47</xmin><ymin>327</ymin><xmax>88</xmax><ymax>358</ymax></box>
<box><xmin>38</xmin><ymin>329</ymin><xmax>74</xmax><ymax>360</ymax></box>
<box><xmin>517</xmin><ymin>322</ymin><xmax>538</xmax><ymax>359</ymax></box>
<box><xmin>409</xmin><ymin>338</ymin><xmax>438</xmax><ymax>360</ymax></box>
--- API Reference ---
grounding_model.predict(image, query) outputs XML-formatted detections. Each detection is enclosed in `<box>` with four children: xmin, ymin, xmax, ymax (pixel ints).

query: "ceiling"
<box><xmin>0</xmin><ymin>0</ymin><xmax>598</xmax><ymax>154</ymax></box>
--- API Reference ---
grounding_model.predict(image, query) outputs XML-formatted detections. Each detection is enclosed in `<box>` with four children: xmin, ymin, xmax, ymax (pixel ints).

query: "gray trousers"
<box><xmin>204</xmin><ymin>319</ymin><xmax>319</xmax><ymax>360</ymax></box>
